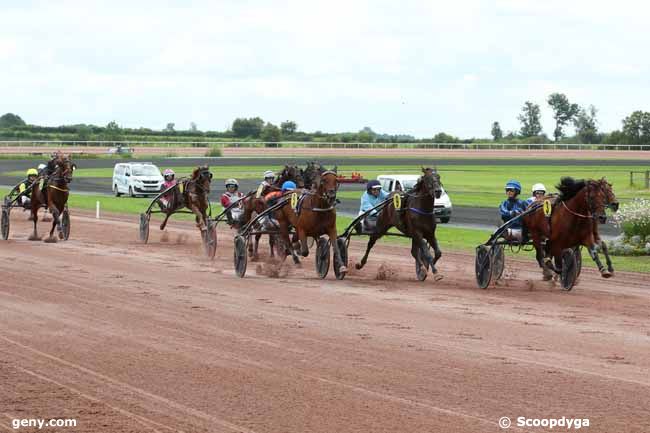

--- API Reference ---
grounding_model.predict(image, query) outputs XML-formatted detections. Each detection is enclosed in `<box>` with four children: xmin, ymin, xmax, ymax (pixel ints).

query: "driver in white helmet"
<box><xmin>527</xmin><ymin>183</ymin><xmax>547</xmax><ymax>205</ymax></box>
<box><xmin>221</xmin><ymin>179</ymin><xmax>244</xmax><ymax>224</ymax></box>
<box><xmin>256</xmin><ymin>170</ymin><xmax>276</xmax><ymax>198</ymax></box>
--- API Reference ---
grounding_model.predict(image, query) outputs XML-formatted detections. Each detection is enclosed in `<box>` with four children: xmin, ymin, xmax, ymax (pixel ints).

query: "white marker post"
<box><xmin>96</xmin><ymin>201</ymin><xmax>100</xmax><ymax>219</ymax></box>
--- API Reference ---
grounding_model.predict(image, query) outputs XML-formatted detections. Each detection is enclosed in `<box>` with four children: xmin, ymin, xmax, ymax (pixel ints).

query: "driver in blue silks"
<box><xmin>499</xmin><ymin>179</ymin><xmax>528</xmax><ymax>241</ymax></box>
<box><xmin>358</xmin><ymin>180</ymin><xmax>389</xmax><ymax>232</ymax></box>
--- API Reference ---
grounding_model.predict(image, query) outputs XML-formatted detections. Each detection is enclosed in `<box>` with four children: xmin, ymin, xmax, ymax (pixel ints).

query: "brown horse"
<box><xmin>159</xmin><ymin>165</ymin><xmax>213</xmax><ymax>233</ymax></box>
<box><xmin>523</xmin><ymin>177</ymin><xmax>619</xmax><ymax>280</ymax></box>
<box><xmin>240</xmin><ymin>164</ymin><xmax>304</xmax><ymax>259</ymax></box>
<box><xmin>355</xmin><ymin>168</ymin><xmax>443</xmax><ymax>280</ymax></box>
<box><xmin>29</xmin><ymin>154</ymin><xmax>73</xmax><ymax>242</ymax></box>
<box><xmin>274</xmin><ymin>170</ymin><xmax>347</xmax><ymax>277</ymax></box>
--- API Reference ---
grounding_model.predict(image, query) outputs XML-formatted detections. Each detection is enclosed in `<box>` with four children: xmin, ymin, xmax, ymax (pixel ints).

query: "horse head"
<box><xmin>314</xmin><ymin>170</ymin><xmax>339</xmax><ymax>206</ymax></box>
<box><xmin>588</xmin><ymin>178</ymin><xmax>618</xmax><ymax>223</ymax></box>
<box><xmin>420</xmin><ymin>167</ymin><xmax>442</xmax><ymax>199</ymax></box>
<box><xmin>55</xmin><ymin>154</ymin><xmax>74</xmax><ymax>184</ymax></box>
<box><xmin>281</xmin><ymin>164</ymin><xmax>305</xmax><ymax>188</ymax></box>
<box><xmin>192</xmin><ymin>165</ymin><xmax>213</xmax><ymax>193</ymax></box>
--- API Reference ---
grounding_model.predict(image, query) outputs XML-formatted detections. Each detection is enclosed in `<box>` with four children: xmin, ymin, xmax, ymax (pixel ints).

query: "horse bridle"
<box><xmin>399</xmin><ymin>173</ymin><xmax>441</xmax><ymax>215</ymax></box>
<box><xmin>300</xmin><ymin>171</ymin><xmax>339</xmax><ymax>211</ymax></box>
<box><xmin>188</xmin><ymin>168</ymin><xmax>212</xmax><ymax>194</ymax></box>
<box><xmin>49</xmin><ymin>159</ymin><xmax>73</xmax><ymax>186</ymax></box>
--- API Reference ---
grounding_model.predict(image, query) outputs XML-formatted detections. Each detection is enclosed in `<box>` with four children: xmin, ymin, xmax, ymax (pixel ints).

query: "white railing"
<box><xmin>0</xmin><ymin>140</ymin><xmax>649</xmax><ymax>151</ymax></box>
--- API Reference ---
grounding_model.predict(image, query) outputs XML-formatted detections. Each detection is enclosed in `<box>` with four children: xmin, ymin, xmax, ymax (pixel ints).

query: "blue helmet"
<box><xmin>366</xmin><ymin>179</ymin><xmax>381</xmax><ymax>192</ymax></box>
<box><xmin>281</xmin><ymin>180</ymin><xmax>296</xmax><ymax>191</ymax></box>
<box><xmin>505</xmin><ymin>179</ymin><xmax>522</xmax><ymax>194</ymax></box>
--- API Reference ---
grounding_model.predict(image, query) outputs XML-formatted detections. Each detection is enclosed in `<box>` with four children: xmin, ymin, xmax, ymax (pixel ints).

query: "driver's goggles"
<box><xmin>533</xmin><ymin>190</ymin><xmax>545</xmax><ymax>195</ymax></box>
<box><xmin>505</xmin><ymin>188</ymin><xmax>516</xmax><ymax>192</ymax></box>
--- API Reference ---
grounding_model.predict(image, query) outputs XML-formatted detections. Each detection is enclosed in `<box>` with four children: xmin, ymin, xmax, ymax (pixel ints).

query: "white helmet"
<box><xmin>263</xmin><ymin>170</ymin><xmax>274</xmax><ymax>179</ymax></box>
<box><xmin>531</xmin><ymin>183</ymin><xmax>546</xmax><ymax>193</ymax></box>
<box><xmin>225</xmin><ymin>178</ymin><xmax>239</xmax><ymax>187</ymax></box>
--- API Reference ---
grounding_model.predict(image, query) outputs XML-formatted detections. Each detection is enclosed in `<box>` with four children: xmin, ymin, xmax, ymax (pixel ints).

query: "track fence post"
<box><xmin>96</xmin><ymin>201</ymin><xmax>100</xmax><ymax>219</ymax></box>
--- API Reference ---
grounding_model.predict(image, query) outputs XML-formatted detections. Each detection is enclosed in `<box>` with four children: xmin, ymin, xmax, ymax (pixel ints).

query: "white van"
<box><xmin>112</xmin><ymin>163</ymin><xmax>164</xmax><ymax>197</ymax></box>
<box><xmin>377</xmin><ymin>174</ymin><xmax>453</xmax><ymax>223</ymax></box>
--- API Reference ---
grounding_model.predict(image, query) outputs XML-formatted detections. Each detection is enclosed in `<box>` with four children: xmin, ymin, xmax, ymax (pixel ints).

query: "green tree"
<box><xmin>491</xmin><ymin>121</ymin><xmax>503</xmax><ymax>141</ymax></box>
<box><xmin>75</xmin><ymin>125</ymin><xmax>93</xmax><ymax>141</ymax></box>
<box><xmin>232</xmin><ymin>117</ymin><xmax>265</xmax><ymax>138</ymax></box>
<box><xmin>433</xmin><ymin>132</ymin><xmax>458</xmax><ymax>143</ymax></box>
<box><xmin>280</xmin><ymin>120</ymin><xmax>297</xmax><ymax>135</ymax></box>
<box><xmin>261</xmin><ymin>122</ymin><xmax>281</xmax><ymax>146</ymax></box>
<box><xmin>0</xmin><ymin>113</ymin><xmax>26</xmax><ymax>128</ymax></box>
<box><xmin>547</xmin><ymin>93</ymin><xmax>579</xmax><ymax>142</ymax></box>
<box><xmin>518</xmin><ymin>101</ymin><xmax>542</xmax><ymax>137</ymax></box>
<box><xmin>622</xmin><ymin>110</ymin><xmax>650</xmax><ymax>144</ymax></box>
<box><xmin>164</xmin><ymin>122</ymin><xmax>175</xmax><ymax>133</ymax></box>
<box><xmin>104</xmin><ymin>121</ymin><xmax>122</xmax><ymax>141</ymax></box>
<box><xmin>190</xmin><ymin>122</ymin><xmax>198</xmax><ymax>132</ymax></box>
<box><xmin>573</xmin><ymin>105</ymin><xmax>599</xmax><ymax>144</ymax></box>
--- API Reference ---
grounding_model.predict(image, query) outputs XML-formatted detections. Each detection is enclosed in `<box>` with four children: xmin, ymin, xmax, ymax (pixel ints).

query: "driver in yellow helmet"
<box><xmin>19</xmin><ymin>168</ymin><xmax>39</xmax><ymax>208</ymax></box>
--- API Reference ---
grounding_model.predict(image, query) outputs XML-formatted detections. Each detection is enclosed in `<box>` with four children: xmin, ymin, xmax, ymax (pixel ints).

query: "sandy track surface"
<box><xmin>1</xmin><ymin>212</ymin><xmax>649</xmax><ymax>432</ymax></box>
<box><xmin>1</xmin><ymin>145</ymin><xmax>649</xmax><ymax>159</ymax></box>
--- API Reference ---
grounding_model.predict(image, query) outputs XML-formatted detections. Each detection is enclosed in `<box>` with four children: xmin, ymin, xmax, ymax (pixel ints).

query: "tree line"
<box><xmin>490</xmin><ymin>93</ymin><xmax>650</xmax><ymax>145</ymax></box>
<box><xmin>2</xmin><ymin>97</ymin><xmax>650</xmax><ymax>145</ymax></box>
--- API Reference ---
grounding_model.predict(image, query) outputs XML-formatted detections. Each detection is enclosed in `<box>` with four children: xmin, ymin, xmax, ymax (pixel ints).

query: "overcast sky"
<box><xmin>1</xmin><ymin>0</ymin><xmax>648</xmax><ymax>138</ymax></box>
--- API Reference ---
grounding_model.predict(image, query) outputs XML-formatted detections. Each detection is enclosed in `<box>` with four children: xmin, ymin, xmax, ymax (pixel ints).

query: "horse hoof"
<box><xmin>601</xmin><ymin>271</ymin><xmax>613</xmax><ymax>278</ymax></box>
<box><xmin>433</xmin><ymin>274</ymin><xmax>444</xmax><ymax>282</ymax></box>
<box><xmin>44</xmin><ymin>236</ymin><xmax>57</xmax><ymax>243</ymax></box>
<box><xmin>542</xmin><ymin>275</ymin><xmax>553</xmax><ymax>281</ymax></box>
<box><xmin>355</xmin><ymin>263</ymin><xmax>362</xmax><ymax>270</ymax></box>
<box><xmin>28</xmin><ymin>234</ymin><xmax>41</xmax><ymax>241</ymax></box>
<box><xmin>339</xmin><ymin>265</ymin><xmax>348</xmax><ymax>273</ymax></box>
<box><xmin>58</xmin><ymin>231</ymin><xmax>64</xmax><ymax>240</ymax></box>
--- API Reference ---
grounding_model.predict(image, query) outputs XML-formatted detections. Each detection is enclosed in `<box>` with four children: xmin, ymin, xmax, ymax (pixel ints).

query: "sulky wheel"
<box><xmin>415</xmin><ymin>239</ymin><xmax>431</xmax><ymax>281</ymax></box>
<box><xmin>491</xmin><ymin>244</ymin><xmax>505</xmax><ymax>281</ymax></box>
<box><xmin>475</xmin><ymin>245</ymin><xmax>493</xmax><ymax>289</ymax></box>
<box><xmin>315</xmin><ymin>237</ymin><xmax>331</xmax><ymax>279</ymax></box>
<box><xmin>1</xmin><ymin>208</ymin><xmax>10</xmax><ymax>240</ymax></box>
<box><xmin>204</xmin><ymin>220</ymin><xmax>218</xmax><ymax>259</ymax></box>
<box><xmin>139</xmin><ymin>213</ymin><xmax>150</xmax><ymax>244</ymax></box>
<box><xmin>61</xmin><ymin>208</ymin><xmax>71</xmax><ymax>240</ymax></box>
<box><xmin>334</xmin><ymin>237</ymin><xmax>348</xmax><ymax>280</ymax></box>
<box><xmin>574</xmin><ymin>246</ymin><xmax>582</xmax><ymax>279</ymax></box>
<box><xmin>561</xmin><ymin>248</ymin><xmax>578</xmax><ymax>291</ymax></box>
<box><xmin>233</xmin><ymin>234</ymin><xmax>248</xmax><ymax>278</ymax></box>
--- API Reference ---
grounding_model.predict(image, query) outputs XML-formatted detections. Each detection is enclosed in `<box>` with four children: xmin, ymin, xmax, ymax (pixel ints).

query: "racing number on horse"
<box><xmin>543</xmin><ymin>199</ymin><xmax>552</xmax><ymax>217</ymax></box>
<box><xmin>291</xmin><ymin>192</ymin><xmax>298</xmax><ymax>208</ymax></box>
<box><xmin>393</xmin><ymin>193</ymin><xmax>402</xmax><ymax>210</ymax></box>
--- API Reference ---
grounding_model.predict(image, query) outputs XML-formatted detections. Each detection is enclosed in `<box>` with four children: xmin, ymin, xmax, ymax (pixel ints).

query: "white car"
<box><xmin>377</xmin><ymin>174</ymin><xmax>453</xmax><ymax>223</ymax></box>
<box><xmin>112</xmin><ymin>163</ymin><xmax>164</xmax><ymax>197</ymax></box>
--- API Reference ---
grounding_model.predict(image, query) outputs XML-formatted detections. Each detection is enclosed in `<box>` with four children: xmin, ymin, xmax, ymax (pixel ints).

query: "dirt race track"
<box><xmin>1</xmin><ymin>212</ymin><xmax>649</xmax><ymax>433</ymax></box>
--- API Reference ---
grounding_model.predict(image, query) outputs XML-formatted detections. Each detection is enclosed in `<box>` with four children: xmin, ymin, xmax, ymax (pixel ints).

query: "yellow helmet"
<box><xmin>26</xmin><ymin>168</ymin><xmax>38</xmax><ymax>176</ymax></box>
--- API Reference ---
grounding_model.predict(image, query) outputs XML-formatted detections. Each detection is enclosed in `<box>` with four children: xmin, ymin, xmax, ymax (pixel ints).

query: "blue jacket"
<box><xmin>360</xmin><ymin>190</ymin><xmax>389</xmax><ymax>215</ymax></box>
<box><xmin>499</xmin><ymin>198</ymin><xmax>527</xmax><ymax>228</ymax></box>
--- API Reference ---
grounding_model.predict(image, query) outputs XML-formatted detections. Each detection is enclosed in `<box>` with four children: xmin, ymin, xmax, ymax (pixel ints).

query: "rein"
<box><xmin>561</xmin><ymin>200</ymin><xmax>593</xmax><ymax>219</ymax></box>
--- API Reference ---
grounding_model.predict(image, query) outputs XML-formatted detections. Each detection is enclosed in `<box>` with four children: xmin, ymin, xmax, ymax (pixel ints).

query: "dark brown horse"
<box><xmin>159</xmin><ymin>165</ymin><xmax>213</xmax><ymax>234</ymax></box>
<box><xmin>355</xmin><ymin>168</ymin><xmax>443</xmax><ymax>279</ymax></box>
<box><xmin>523</xmin><ymin>177</ymin><xmax>619</xmax><ymax>280</ymax></box>
<box><xmin>29</xmin><ymin>154</ymin><xmax>73</xmax><ymax>242</ymax></box>
<box><xmin>240</xmin><ymin>164</ymin><xmax>304</xmax><ymax>259</ymax></box>
<box><xmin>274</xmin><ymin>170</ymin><xmax>347</xmax><ymax>277</ymax></box>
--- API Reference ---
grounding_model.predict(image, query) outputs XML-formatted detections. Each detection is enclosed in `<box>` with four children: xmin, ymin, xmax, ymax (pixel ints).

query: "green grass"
<box><xmin>2</xmin><ymin>186</ymin><xmax>648</xmax><ymax>273</ymax></box>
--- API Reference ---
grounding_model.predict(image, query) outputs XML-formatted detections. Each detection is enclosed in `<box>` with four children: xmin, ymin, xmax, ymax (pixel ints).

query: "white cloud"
<box><xmin>0</xmin><ymin>0</ymin><xmax>648</xmax><ymax>137</ymax></box>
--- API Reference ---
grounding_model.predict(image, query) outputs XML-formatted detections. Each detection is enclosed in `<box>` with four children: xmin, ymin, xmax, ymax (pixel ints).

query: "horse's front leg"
<box><xmin>28</xmin><ymin>207</ymin><xmax>40</xmax><ymax>241</ymax></box>
<box><xmin>298</xmin><ymin>227</ymin><xmax>309</xmax><ymax>257</ymax></box>
<box><xmin>44</xmin><ymin>207</ymin><xmax>59</xmax><ymax>243</ymax></box>
<box><xmin>587</xmin><ymin>242</ymin><xmax>610</xmax><ymax>278</ymax></box>
<box><xmin>423</xmin><ymin>231</ymin><xmax>441</xmax><ymax>273</ymax></box>
<box><xmin>598</xmin><ymin>239</ymin><xmax>614</xmax><ymax>274</ymax></box>
<box><xmin>160</xmin><ymin>212</ymin><xmax>172</xmax><ymax>231</ymax></box>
